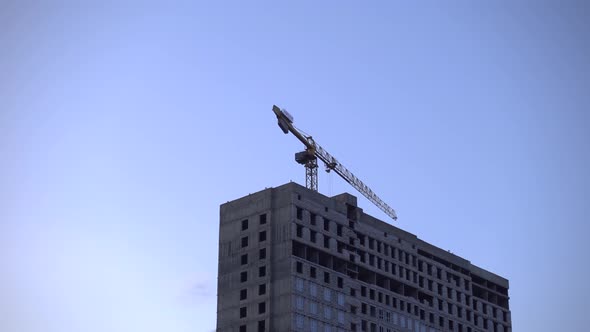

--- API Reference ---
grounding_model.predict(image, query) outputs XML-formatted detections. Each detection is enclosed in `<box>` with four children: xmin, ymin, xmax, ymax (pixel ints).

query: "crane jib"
<box><xmin>272</xmin><ymin>105</ymin><xmax>397</xmax><ymax>221</ymax></box>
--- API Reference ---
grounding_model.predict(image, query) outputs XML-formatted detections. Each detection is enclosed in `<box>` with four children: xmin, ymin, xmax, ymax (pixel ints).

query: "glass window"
<box><xmin>310</xmin><ymin>301</ymin><xmax>318</xmax><ymax>315</ymax></box>
<box><xmin>310</xmin><ymin>319</ymin><xmax>318</xmax><ymax>332</ymax></box>
<box><xmin>337</xmin><ymin>310</ymin><xmax>345</xmax><ymax>324</ymax></box>
<box><xmin>295</xmin><ymin>277</ymin><xmax>304</xmax><ymax>292</ymax></box>
<box><xmin>324</xmin><ymin>288</ymin><xmax>332</xmax><ymax>302</ymax></box>
<box><xmin>324</xmin><ymin>306</ymin><xmax>332</xmax><ymax>320</ymax></box>
<box><xmin>295</xmin><ymin>314</ymin><xmax>305</xmax><ymax>329</ymax></box>
<box><xmin>310</xmin><ymin>283</ymin><xmax>318</xmax><ymax>297</ymax></box>
<box><xmin>337</xmin><ymin>293</ymin><xmax>345</xmax><ymax>306</ymax></box>
<box><xmin>296</xmin><ymin>296</ymin><xmax>305</xmax><ymax>310</ymax></box>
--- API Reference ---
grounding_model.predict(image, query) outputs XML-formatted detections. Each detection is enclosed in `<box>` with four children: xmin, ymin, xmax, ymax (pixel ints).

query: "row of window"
<box><xmin>240</xmin><ymin>302</ymin><xmax>266</xmax><ymax>317</ymax></box>
<box><xmin>295</xmin><ymin>261</ymin><xmax>345</xmax><ymax>288</ymax></box>
<box><xmin>294</xmin><ymin>295</ymin><xmax>346</xmax><ymax>324</ymax></box>
<box><xmin>294</xmin><ymin>277</ymin><xmax>346</xmax><ymax>307</ymax></box>
<box><xmin>293</xmin><ymin>314</ymin><xmax>346</xmax><ymax>332</ymax></box>
<box><xmin>293</xmin><ymin>247</ymin><xmax>510</xmax><ymax>332</ymax></box>
<box><xmin>294</xmin><ymin>223</ymin><xmax>471</xmax><ymax>307</ymax></box>
<box><xmin>241</xmin><ymin>214</ymin><xmax>267</xmax><ymax>231</ymax></box>
<box><xmin>240</xmin><ymin>284</ymin><xmax>266</xmax><ymax>300</ymax></box>
<box><xmin>359</xmin><ymin>312</ymin><xmax>441</xmax><ymax>332</ymax></box>
<box><xmin>238</xmin><ymin>213</ymin><xmax>268</xmax><ymax>332</ymax></box>
<box><xmin>241</xmin><ymin>248</ymin><xmax>267</xmax><ymax>265</ymax></box>
<box><xmin>293</xmin><ymin>217</ymin><xmax>507</xmax><ymax>324</ymax></box>
<box><xmin>240</xmin><ymin>230</ymin><xmax>267</xmax><ymax>248</ymax></box>
<box><xmin>295</xmin><ymin>205</ymin><xmax>473</xmax><ymax>296</ymax></box>
<box><xmin>238</xmin><ymin>320</ymin><xmax>265</xmax><ymax>332</ymax></box>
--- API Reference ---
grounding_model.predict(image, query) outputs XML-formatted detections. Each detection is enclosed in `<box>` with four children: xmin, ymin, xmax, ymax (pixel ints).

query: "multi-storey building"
<box><xmin>216</xmin><ymin>182</ymin><xmax>511</xmax><ymax>332</ymax></box>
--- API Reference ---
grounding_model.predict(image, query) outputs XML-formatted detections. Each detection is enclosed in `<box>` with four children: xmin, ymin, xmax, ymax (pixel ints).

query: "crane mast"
<box><xmin>272</xmin><ymin>105</ymin><xmax>398</xmax><ymax>221</ymax></box>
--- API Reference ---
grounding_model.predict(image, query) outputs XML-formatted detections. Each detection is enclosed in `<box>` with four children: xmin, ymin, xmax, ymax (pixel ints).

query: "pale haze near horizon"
<box><xmin>1</xmin><ymin>2</ymin><xmax>589</xmax><ymax>331</ymax></box>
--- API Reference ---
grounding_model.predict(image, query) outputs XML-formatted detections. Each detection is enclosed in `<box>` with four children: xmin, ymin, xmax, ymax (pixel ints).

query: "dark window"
<box><xmin>259</xmin><ymin>266</ymin><xmax>266</xmax><ymax>277</ymax></box>
<box><xmin>296</xmin><ymin>225</ymin><xmax>303</xmax><ymax>238</ymax></box>
<box><xmin>258</xmin><ymin>302</ymin><xmax>266</xmax><ymax>314</ymax></box>
<box><xmin>240</xmin><ymin>325</ymin><xmax>246</xmax><ymax>332</ymax></box>
<box><xmin>323</xmin><ymin>218</ymin><xmax>330</xmax><ymax>231</ymax></box>
<box><xmin>296</xmin><ymin>261</ymin><xmax>303</xmax><ymax>273</ymax></box>
<box><xmin>324</xmin><ymin>272</ymin><xmax>330</xmax><ymax>283</ymax></box>
<box><xmin>240</xmin><ymin>271</ymin><xmax>248</xmax><ymax>282</ymax></box>
<box><xmin>241</xmin><ymin>236</ymin><xmax>248</xmax><ymax>248</ymax></box>
<box><xmin>310</xmin><ymin>230</ymin><xmax>317</xmax><ymax>243</ymax></box>
<box><xmin>241</xmin><ymin>219</ymin><xmax>248</xmax><ymax>231</ymax></box>
<box><xmin>337</xmin><ymin>277</ymin><xmax>343</xmax><ymax>288</ymax></box>
<box><xmin>324</xmin><ymin>236</ymin><xmax>330</xmax><ymax>248</ymax></box>
<box><xmin>296</xmin><ymin>207</ymin><xmax>303</xmax><ymax>220</ymax></box>
<box><xmin>310</xmin><ymin>266</ymin><xmax>316</xmax><ymax>278</ymax></box>
<box><xmin>336</xmin><ymin>224</ymin><xmax>343</xmax><ymax>236</ymax></box>
<box><xmin>258</xmin><ymin>320</ymin><xmax>265</xmax><ymax>332</ymax></box>
<box><xmin>241</xmin><ymin>254</ymin><xmax>248</xmax><ymax>265</ymax></box>
<box><xmin>310</xmin><ymin>213</ymin><xmax>316</xmax><ymax>226</ymax></box>
<box><xmin>240</xmin><ymin>306</ymin><xmax>247</xmax><ymax>318</ymax></box>
<box><xmin>259</xmin><ymin>231</ymin><xmax>266</xmax><ymax>242</ymax></box>
<box><xmin>240</xmin><ymin>289</ymin><xmax>247</xmax><ymax>300</ymax></box>
<box><xmin>259</xmin><ymin>284</ymin><xmax>266</xmax><ymax>295</ymax></box>
<box><xmin>259</xmin><ymin>214</ymin><xmax>267</xmax><ymax>225</ymax></box>
<box><xmin>259</xmin><ymin>248</ymin><xmax>266</xmax><ymax>260</ymax></box>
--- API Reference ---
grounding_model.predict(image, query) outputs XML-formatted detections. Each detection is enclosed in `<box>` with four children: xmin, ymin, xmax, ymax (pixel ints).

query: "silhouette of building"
<box><xmin>216</xmin><ymin>182</ymin><xmax>511</xmax><ymax>332</ymax></box>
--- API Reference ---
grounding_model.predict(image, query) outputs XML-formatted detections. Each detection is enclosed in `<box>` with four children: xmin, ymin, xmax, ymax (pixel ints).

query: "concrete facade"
<box><xmin>217</xmin><ymin>182</ymin><xmax>511</xmax><ymax>332</ymax></box>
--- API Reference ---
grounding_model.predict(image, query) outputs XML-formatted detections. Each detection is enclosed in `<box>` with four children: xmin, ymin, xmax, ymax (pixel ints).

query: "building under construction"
<box><xmin>216</xmin><ymin>182</ymin><xmax>511</xmax><ymax>332</ymax></box>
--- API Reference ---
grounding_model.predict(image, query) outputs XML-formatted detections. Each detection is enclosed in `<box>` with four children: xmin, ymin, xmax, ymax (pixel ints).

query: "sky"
<box><xmin>1</xmin><ymin>1</ymin><xmax>589</xmax><ymax>331</ymax></box>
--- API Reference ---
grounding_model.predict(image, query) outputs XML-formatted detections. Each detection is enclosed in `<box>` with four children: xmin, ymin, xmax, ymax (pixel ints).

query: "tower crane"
<box><xmin>272</xmin><ymin>105</ymin><xmax>398</xmax><ymax>221</ymax></box>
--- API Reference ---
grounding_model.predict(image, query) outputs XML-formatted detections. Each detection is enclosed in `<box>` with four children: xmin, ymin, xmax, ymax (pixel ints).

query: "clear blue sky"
<box><xmin>1</xmin><ymin>2</ymin><xmax>588</xmax><ymax>331</ymax></box>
